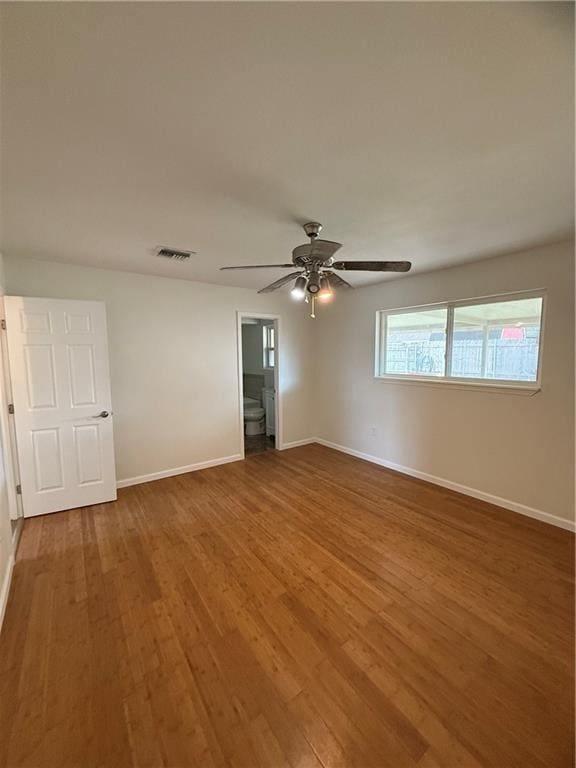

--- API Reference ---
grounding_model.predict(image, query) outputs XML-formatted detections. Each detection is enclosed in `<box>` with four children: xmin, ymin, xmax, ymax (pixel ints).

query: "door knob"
<box><xmin>94</xmin><ymin>410</ymin><xmax>111</xmax><ymax>418</ymax></box>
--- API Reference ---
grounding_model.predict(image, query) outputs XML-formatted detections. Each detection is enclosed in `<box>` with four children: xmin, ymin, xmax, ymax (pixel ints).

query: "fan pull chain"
<box><xmin>310</xmin><ymin>295</ymin><xmax>316</xmax><ymax>319</ymax></box>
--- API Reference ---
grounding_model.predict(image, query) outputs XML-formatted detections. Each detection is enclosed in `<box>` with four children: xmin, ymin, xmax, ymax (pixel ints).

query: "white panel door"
<box><xmin>4</xmin><ymin>297</ymin><xmax>117</xmax><ymax>517</ymax></box>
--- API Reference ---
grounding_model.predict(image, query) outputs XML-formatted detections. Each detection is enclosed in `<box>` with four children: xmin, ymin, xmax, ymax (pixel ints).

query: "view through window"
<box><xmin>377</xmin><ymin>294</ymin><xmax>544</xmax><ymax>385</ymax></box>
<box><xmin>384</xmin><ymin>308</ymin><xmax>447</xmax><ymax>377</ymax></box>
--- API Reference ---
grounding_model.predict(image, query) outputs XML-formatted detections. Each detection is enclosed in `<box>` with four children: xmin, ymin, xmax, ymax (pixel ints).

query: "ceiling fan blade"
<box><xmin>324</xmin><ymin>271</ymin><xmax>353</xmax><ymax>290</ymax></box>
<box><xmin>332</xmin><ymin>260</ymin><xmax>412</xmax><ymax>272</ymax></box>
<box><xmin>257</xmin><ymin>272</ymin><xmax>304</xmax><ymax>294</ymax></box>
<box><xmin>220</xmin><ymin>264</ymin><xmax>295</xmax><ymax>271</ymax></box>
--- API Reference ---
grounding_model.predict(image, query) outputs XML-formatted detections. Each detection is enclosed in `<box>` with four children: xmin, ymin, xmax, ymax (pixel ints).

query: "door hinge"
<box><xmin>16</xmin><ymin>484</ymin><xmax>21</xmax><ymax>495</ymax></box>
<box><xmin>8</xmin><ymin>404</ymin><xmax>14</xmax><ymax>415</ymax></box>
<box><xmin>1</xmin><ymin>319</ymin><xmax>6</xmax><ymax>330</ymax></box>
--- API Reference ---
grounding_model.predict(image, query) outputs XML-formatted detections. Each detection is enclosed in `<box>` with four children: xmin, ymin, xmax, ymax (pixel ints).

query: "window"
<box><xmin>263</xmin><ymin>324</ymin><xmax>275</xmax><ymax>369</ymax></box>
<box><xmin>376</xmin><ymin>292</ymin><xmax>544</xmax><ymax>388</ymax></box>
<box><xmin>382</xmin><ymin>307</ymin><xmax>448</xmax><ymax>377</ymax></box>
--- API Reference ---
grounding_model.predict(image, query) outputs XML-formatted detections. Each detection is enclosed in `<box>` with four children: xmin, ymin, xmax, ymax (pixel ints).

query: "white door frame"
<box><xmin>0</xmin><ymin>299</ymin><xmax>22</xmax><ymax>528</ymax></box>
<box><xmin>236</xmin><ymin>312</ymin><xmax>282</xmax><ymax>458</ymax></box>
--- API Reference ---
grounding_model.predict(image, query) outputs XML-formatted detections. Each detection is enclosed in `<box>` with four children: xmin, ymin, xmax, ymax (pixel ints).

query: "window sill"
<box><xmin>373</xmin><ymin>375</ymin><xmax>541</xmax><ymax>396</ymax></box>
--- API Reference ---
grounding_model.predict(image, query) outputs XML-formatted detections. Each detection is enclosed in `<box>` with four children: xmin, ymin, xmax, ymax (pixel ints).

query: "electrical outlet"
<box><xmin>368</xmin><ymin>426</ymin><xmax>377</xmax><ymax>438</ymax></box>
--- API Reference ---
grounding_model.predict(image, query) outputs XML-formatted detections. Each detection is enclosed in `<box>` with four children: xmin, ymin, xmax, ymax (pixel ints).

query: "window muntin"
<box><xmin>376</xmin><ymin>293</ymin><xmax>544</xmax><ymax>386</ymax></box>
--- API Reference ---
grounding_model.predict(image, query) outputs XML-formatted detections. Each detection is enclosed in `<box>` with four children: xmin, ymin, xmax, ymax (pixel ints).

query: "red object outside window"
<box><xmin>501</xmin><ymin>327</ymin><xmax>525</xmax><ymax>340</ymax></box>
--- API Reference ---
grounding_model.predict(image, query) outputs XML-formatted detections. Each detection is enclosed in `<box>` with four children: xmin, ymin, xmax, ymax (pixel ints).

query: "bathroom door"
<box><xmin>4</xmin><ymin>296</ymin><xmax>117</xmax><ymax>517</ymax></box>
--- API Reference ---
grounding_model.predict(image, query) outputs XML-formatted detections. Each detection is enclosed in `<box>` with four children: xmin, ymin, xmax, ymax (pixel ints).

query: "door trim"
<box><xmin>0</xmin><ymin>299</ymin><xmax>22</xmax><ymax>522</ymax></box>
<box><xmin>236</xmin><ymin>312</ymin><xmax>282</xmax><ymax>458</ymax></box>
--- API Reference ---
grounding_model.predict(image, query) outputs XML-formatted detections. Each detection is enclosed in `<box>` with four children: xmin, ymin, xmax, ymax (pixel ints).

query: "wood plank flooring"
<box><xmin>0</xmin><ymin>444</ymin><xmax>573</xmax><ymax>767</ymax></box>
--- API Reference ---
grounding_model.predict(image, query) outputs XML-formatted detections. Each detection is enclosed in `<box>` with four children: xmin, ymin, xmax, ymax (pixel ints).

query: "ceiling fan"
<box><xmin>220</xmin><ymin>222</ymin><xmax>411</xmax><ymax>317</ymax></box>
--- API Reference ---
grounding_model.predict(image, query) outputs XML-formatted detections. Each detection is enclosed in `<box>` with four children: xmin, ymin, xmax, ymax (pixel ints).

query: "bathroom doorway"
<box><xmin>237</xmin><ymin>313</ymin><xmax>281</xmax><ymax>457</ymax></box>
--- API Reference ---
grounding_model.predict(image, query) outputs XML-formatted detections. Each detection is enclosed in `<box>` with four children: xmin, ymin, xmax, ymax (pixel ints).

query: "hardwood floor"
<box><xmin>0</xmin><ymin>444</ymin><xmax>573</xmax><ymax>768</ymax></box>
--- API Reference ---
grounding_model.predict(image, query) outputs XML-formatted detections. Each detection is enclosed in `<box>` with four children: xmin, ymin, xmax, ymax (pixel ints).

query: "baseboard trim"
<box><xmin>315</xmin><ymin>438</ymin><xmax>575</xmax><ymax>532</ymax></box>
<box><xmin>279</xmin><ymin>438</ymin><xmax>317</xmax><ymax>450</ymax></box>
<box><xmin>117</xmin><ymin>454</ymin><xmax>243</xmax><ymax>489</ymax></box>
<box><xmin>11</xmin><ymin>517</ymin><xmax>23</xmax><ymax>551</ymax></box>
<box><xmin>0</xmin><ymin>552</ymin><xmax>15</xmax><ymax>633</ymax></box>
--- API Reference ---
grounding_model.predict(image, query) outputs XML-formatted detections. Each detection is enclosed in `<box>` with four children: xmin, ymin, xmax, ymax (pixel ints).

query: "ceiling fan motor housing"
<box><xmin>292</xmin><ymin>239</ymin><xmax>342</xmax><ymax>268</ymax></box>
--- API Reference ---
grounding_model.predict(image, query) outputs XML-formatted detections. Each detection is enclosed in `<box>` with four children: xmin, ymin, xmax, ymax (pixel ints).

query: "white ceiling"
<box><xmin>1</xmin><ymin>2</ymin><xmax>573</xmax><ymax>290</ymax></box>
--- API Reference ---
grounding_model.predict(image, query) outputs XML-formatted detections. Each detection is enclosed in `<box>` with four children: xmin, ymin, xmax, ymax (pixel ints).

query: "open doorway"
<box><xmin>237</xmin><ymin>313</ymin><xmax>280</xmax><ymax>457</ymax></box>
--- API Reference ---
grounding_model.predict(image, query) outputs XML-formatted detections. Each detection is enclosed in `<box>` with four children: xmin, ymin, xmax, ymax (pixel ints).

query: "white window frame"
<box><xmin>263</xmin><ymin>323</ymin><xmax>275</xmax><ymax>370</ymax></box>
<box><xmin>374</xmin><ymin>289</ymin><xmax>546</xmax><ymax>395</ymax></box>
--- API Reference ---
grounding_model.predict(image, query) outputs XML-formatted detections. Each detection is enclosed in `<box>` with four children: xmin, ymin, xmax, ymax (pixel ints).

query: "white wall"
<box><xmin>4</xmin><ymin>259</ymin><xmax>316</xmax><ymax>483</ymax></box>
<box><xmin>242</xmin><ymin>323</ymin><xmax>264</xmax><ymax>375</ymax></box>
<box><xmin>241</xmin><ymin>320</ymin><xmax>274</xmax><ymax>388</ymax></box>
<box><xmin>316</xmin><ymin>240</ymin><xmax>575</xmax><ymax>524</ymax></box>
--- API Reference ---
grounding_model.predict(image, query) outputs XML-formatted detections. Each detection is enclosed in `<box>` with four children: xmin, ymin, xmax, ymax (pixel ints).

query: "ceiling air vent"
<box><xmin>156</xmin><ymin>246</ymin><xmax>195</xmax><ymax>261</ymax></box>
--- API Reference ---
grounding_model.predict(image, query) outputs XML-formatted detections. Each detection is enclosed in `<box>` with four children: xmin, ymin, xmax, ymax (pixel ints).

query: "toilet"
<box><xmin>243</xmin><ymin>396</ymin><xmax>266</xmax><ymax>436</ymax></box>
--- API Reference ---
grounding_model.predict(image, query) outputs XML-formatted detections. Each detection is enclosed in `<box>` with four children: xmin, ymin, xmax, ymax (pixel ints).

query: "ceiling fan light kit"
<box><xmin>291</xmin><ymin>275</ymin><xmax>307</xmax><ymax>300</ymax></box>
<box><xmin>220</xmin><ymin>222</ymin><xmax>412</xmax><ymax>318</ymax></box>
<box><xmin>306</xmin><ymin>271</ymin><xmax>321</xmax><ymax>295</ymax></box>
<box><xmin>318</xmin><ymin>275</ymin><xmax>334</xmax><ymax>302</ymax></box>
